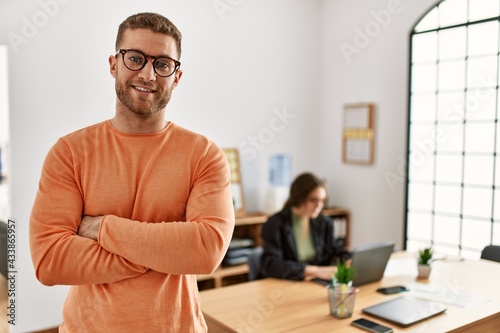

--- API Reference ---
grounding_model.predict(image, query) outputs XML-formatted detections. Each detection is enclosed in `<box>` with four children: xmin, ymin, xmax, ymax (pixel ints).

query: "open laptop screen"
<box><xmin>312</xmin><ymin>241</ymin><xmax>394</xmax><ymax>287</ymax></box>
<box><xmin>350</xmin><ymin>241</ymin><xmax>394</xmax><ymax>287</ymax></box>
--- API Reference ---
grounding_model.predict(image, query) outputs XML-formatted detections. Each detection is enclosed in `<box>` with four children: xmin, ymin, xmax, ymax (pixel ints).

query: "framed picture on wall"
<box><xmin>342</xmin><ymin>103</ymin><xmax>375</xmax><ymax>165</ymax></box>
<box><xmin>222</xmin><ymin>148</ymin><xmax>245</xmax><ymax>216</ymax></box>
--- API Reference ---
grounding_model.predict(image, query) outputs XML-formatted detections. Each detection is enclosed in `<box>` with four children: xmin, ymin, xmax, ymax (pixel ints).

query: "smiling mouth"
<box><xmin>132</xmin><ymin>85</ymin><xmax>155</xmax><ymax>93</ymax></box>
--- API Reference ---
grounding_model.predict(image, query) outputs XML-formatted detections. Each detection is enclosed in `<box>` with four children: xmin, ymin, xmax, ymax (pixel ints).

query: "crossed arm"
<box><xmin>78</xmin><ymin>216</ymin><xmax>101</xmax><ymax>240</ymax></box>
<box><xmin>30</xmin><ymin>140</ymin><xmax>235</xmax><ymax>286</ymax></box>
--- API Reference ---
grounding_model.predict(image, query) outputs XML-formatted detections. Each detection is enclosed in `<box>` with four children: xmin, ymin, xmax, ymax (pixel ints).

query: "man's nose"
<box><xmin>138</xmin><ymin>59</ymin><xmax>156</xmax><ymax>82</ymax></box>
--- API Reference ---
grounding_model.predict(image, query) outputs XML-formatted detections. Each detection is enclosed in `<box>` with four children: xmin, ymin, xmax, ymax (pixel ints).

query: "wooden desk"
<box><xmin>200</xmin><ymin>253</ymin><xmax>500</xmax><ymax>332</ymax></box>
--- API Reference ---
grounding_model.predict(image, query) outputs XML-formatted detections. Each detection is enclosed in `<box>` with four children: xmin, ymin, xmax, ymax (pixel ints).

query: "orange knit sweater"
<box><xmin>29</xmin><ymin>121</ymin><xmax>235</xmax><ymax>332</ymax></box>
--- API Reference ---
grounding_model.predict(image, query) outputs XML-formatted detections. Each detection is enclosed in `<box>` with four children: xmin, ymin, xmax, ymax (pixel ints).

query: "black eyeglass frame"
<box><xmin>117</xmin><ymin>49</ymin><xmax>181</xmax><ymax>78</ymax></box>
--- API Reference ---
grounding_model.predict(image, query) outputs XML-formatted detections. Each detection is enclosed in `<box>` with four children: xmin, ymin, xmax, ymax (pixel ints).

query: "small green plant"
<box><xmin>417</xmin><ymin>247</ymin><xmax>434</xmax><ymax>266</ymax></box>
<box><xmin>329</xmin><ymin>259</ymin><xmax>357</xmax><ymax>318</ymax></box>
<box><xmin>332</xmin><ymin>259</ymin><xmax>356</xmax><ymax>286</ymax></box>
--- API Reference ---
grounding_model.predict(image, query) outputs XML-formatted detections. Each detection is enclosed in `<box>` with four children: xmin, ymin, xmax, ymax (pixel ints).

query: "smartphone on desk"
<box><xmin>376</xmin><ymin>285</ymin><xmax>408</xmax><ymax>295</ymax></box>
<box><xmin>351</xmin><ymin>318</ymin><xmax>393</xmax><ymax>333</ymax></box>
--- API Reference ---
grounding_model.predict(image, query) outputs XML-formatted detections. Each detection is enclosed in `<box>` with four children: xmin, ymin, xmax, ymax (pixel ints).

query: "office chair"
<box><xmin>247</xmin><ymin>247</ymin><xmax>263</xmax><ymax>281</ymax></box>
<box><xmin>480</xmin><ymin>245</ymin><xmax>500</xmax><ymax>263</ymax></box>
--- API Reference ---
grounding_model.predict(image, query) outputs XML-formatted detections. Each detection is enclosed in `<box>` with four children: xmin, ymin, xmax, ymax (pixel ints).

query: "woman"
<box><xmin>260</xmin><ymin>172</ymin><xmax>350</xmax><ymax>281</ymax></box>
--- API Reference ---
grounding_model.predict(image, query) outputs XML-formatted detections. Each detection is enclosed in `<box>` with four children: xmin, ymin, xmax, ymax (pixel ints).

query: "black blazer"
<box><xmin>260</xmin><ymin>207</ymin><xmax>350</xmax><ymax>281</ymax></box>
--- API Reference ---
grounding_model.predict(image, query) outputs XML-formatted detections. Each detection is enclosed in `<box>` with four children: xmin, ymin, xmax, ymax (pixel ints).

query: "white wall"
<box><xmin>0</xmin><ymin>0</ymin><xmax>436</xmax><ymax>331</ymax></box>
<box><xmin>319</xmin><ymin>0</ymin><xmax>436</xmax><ymax>249</ymax></box>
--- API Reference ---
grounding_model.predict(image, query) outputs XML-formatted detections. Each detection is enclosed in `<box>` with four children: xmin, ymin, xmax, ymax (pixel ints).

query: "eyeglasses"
<box><xmin>117</xmin><ymin>49</ymin><xmax>181</xmax><ymax>78</ymax></box>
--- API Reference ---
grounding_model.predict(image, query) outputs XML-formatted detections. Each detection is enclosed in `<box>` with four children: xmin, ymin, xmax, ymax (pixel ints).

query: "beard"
<box><xmin>115</xmin><ymin>79</ymin><xmax>173</xmax><ymax>116</ymax></box>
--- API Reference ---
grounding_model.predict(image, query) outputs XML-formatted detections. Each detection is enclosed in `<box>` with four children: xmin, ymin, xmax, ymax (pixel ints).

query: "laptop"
<box><xmin>362</xmin><ymin>296</ymin><xmax>447</xmax><ymax>327</ymax></box>
<box><xmin>313</xmin><ymin>241</ymin><xmax>394</xmax><ymax>287</ymax></box>
<box><xmin>350</xmin><ymin>241</ymin><xmax>394</xmax><ymax>287</ymax></box>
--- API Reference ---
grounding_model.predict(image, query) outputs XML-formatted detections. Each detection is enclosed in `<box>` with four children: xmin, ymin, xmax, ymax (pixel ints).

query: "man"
<box><xmin>29</xmin><ymin>12</ymin><xmax>235</xmax><ymax>332</ymax></box>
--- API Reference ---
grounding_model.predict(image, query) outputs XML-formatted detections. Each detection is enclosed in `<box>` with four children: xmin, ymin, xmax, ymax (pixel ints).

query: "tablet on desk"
<box><xmin>362</xmin><ymin>296</ymin><xmax>447</xmax><ymax>327</ymax></box>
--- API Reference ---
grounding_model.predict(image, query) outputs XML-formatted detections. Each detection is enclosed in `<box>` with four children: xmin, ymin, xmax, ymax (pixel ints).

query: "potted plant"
<box><xmin>417</xmin><ymin>247</ymin><xmax>433</xmax><ymax>279</ymax></box>
<box><xmin>328</xmin><ymin>259</ymin><xmax>358</xmax><ymax>318</ymax></box>
<box><xmin>332</xmin><ymin>259</ymin><xmax>355</xmax><ymax>286</ymax></box>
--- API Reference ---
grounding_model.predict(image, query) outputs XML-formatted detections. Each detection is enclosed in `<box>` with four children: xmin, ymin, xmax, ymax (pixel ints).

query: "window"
<box><xmin>406</xmin><ymin>0</ymin><xmax>500</xmax><ymax>258</ymax></box>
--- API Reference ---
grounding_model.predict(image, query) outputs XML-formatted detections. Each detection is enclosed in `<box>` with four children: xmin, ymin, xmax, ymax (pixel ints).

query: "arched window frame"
<box><xmin>406</xmin><ymin>0</ymin><xmax>500</xmax><ymax>258</ymax></box>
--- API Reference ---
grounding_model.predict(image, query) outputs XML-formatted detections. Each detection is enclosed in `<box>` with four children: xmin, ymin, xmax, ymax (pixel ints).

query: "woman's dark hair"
<box><xmin>284</xmin><ymin>172</ymin><xmax>327</xmax><ymax>209</ymax></box>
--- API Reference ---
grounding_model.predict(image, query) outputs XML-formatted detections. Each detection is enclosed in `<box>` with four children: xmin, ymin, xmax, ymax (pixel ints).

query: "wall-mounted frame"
<box><xmin>342</xmin><ymin>103</ymin><xmax>375</xmax><ymax>165</ymax></box>
<box><xmin>222</xmin><ymin>148</ymin><xmax>245</xmax><ymax>216</ymax></box>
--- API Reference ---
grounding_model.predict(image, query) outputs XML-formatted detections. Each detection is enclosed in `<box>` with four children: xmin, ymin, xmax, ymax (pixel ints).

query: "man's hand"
<box><xmin>78</xmin><ymin>216</ymin><xmax>103</xmax><ymax>241</ymax></box>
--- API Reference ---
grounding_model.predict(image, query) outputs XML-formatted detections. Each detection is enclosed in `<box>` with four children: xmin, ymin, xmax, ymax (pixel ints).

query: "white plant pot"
<box><xmin>417</xmin><ymin>264</ymin><xmax>431</xmax><ymax>279</ymax></box>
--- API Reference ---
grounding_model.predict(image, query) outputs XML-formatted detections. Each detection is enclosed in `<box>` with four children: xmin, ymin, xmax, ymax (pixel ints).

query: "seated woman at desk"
<box><xmin>260</xmin><ymin>172</ymin><xmax>350</xmax><ymax>281</ymax></box>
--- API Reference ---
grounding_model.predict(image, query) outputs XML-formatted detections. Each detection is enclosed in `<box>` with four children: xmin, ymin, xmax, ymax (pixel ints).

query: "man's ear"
<box><xmin>173</xmin><ymin>69</ymin><xmax>183</xmax><ymax>88</ymax></box>
<box><xmin>109</xmin><ymin>55</ymin><xmax>117</xmax><ymax>78</ymax></box>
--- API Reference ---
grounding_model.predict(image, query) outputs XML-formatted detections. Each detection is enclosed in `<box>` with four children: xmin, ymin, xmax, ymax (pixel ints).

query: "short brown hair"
<box><xmin>115</xmin><ymin>12</ymin><xmax>182</xmax><ymax>58</ymax></box>
<box><xmin>285</xmin><ymin>172</ymin><xmax>327</xmax><ymax>208</ymax></box>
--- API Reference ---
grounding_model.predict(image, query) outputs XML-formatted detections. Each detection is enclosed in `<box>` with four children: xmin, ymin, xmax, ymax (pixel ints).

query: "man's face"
<box><xmin>109</xmin><ymin>28</ymin><xmax>182</xmax><ymax>116</ymax></box>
